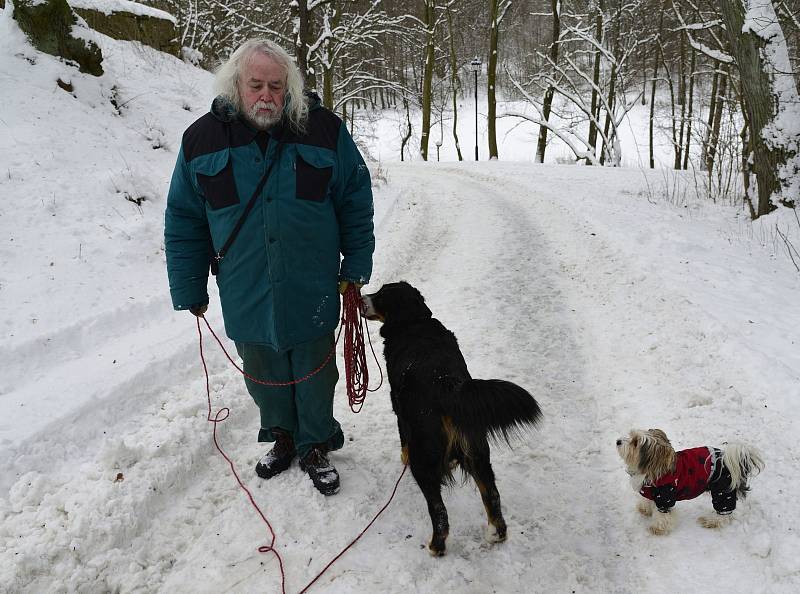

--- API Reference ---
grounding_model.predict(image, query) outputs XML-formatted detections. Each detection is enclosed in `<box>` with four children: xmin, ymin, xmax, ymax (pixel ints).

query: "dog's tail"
<box><xmin>722</xmin><ymin>442</ymin><xmax>764</xmax><ymax>498</ymax></box>
<box><xmin>449</xmin><ymin>379</ymin><xmax>542</xmax><ymax>445</ymax></box>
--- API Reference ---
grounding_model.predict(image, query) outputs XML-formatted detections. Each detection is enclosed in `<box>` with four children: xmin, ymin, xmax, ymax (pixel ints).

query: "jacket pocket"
<box><xmin>196</xmin><ymin>151</ymin><xmax>239</xmax><ymax>210</ymax></box>
<box><xmin>296</xmin><ymin>146</ymin><xmax>334</xmax><ymax>202</ymax></box>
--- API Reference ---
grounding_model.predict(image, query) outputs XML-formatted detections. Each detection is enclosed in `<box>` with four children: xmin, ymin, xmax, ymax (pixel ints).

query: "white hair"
<box><xmin>214</xmin><ymin>39</ymin><xmax>309</xmax><ymax>133</ymax></box>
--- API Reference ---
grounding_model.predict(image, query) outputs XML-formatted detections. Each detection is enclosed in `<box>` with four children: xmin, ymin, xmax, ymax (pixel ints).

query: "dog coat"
<box><xmin>640</xmin><ymin>447</ymin><xmax>736</xmax><ymax>514</ymax></box>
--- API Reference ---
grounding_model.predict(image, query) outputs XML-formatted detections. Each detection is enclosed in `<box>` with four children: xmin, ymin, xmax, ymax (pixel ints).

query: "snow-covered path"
<box><xmin>4</xmin><ymin>161</ymin><xmax>798</xmax><ymax>593</ymax></box>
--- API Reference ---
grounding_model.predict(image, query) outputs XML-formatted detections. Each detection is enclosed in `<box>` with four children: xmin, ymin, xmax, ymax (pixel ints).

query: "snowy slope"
<box><xmin>2</xmin><ymin>7</ymin><xmax>800</xmax><ymax>593</ymax></box>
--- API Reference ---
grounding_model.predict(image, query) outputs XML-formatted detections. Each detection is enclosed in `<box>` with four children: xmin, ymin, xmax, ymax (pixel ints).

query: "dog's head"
<box><xmin>362</xmin><ymin>281</ymin><xmax>432</xmax><ymax>326</ymax></box>
<box><xmin>616</xmin><ymin>429</ymin><xmax>676</xmax><ymax>482</ymax></box>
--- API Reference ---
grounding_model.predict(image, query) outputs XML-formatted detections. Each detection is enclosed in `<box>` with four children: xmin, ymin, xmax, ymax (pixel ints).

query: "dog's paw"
<box><xmin>400</xmin><ymin>446</ymin><xmax>409</xmax><ymax>466</ymax></box>
<box><xmin>637</xmin><ymin>500</ymin><xmax>653</xmax><ymax>517</ymax></box>
<box><xmin>648</xmin><ymin>512</ymin><xmax>674</xmax><ymax>535</ymax></box>
<box><xmin>648</xmin><ymin>524</ymin><xmax>670</xmax><ymax>536</ymax></box>
<box><xmin>698</xmin><ymin>514</ymin><xmax>732</xmax><ymax>529</ymax></box>
<box><xmin>485</xmin><ymin>523</ymin><xmax>507</xmax><ymax>544</ymax></box>
<box><xmin>428</xmin><ymin>542</ymin><xmax>446</xmax><ymax>557</ymax></box>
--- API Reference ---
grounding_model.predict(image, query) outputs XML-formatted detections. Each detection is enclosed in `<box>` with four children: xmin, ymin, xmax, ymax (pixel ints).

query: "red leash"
<box><xmin>195</xmin><ymin>284</ymin><xmax>397</xmax><ymax>593</ymax></box>
<box><xmin>297</xmin><ymin>464</ymin><xmax>407</xmax><ymax>593</ymax></box>
<box><xmin>197</xmin><ymin>317</ymin><xmax>288</xmax><ymax>594</ymax></box>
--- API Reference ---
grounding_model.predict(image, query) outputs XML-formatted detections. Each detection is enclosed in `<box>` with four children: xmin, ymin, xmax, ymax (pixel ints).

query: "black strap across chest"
<box><xmin>210</xmin><ymin>140</ymin><xmax>283</xmax><ymax>275</ymax></box>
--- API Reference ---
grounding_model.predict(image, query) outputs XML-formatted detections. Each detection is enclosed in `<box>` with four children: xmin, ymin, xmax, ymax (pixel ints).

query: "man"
<box><xmin>164</xmin><ymin>39</ymin><xmax>374</xmax><ymax>496</ymax></box>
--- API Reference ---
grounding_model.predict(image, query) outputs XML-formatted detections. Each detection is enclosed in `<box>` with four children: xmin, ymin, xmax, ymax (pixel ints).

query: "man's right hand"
<box><xmin>189</xmin><ymin>304</ymin><xmax>208</xmax><ymax>317</ymax></box>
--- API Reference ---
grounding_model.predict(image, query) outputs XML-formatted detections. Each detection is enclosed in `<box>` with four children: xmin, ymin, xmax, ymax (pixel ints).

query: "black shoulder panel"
<box><xmin>283</xmin><ymin>107</ymin><xmax>342</xmax><ymax>150</ymax></box>
<box><xmin>182</xmin><ymin>113</ymin><xmax>257</xmax><ymax>162</ymax></box>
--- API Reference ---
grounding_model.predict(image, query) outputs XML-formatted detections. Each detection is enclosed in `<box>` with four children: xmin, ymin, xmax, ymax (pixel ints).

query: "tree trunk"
<box><xmin>321</xmin><ymin>2</ymin><xmax>342</xmax><ymax>111</ymax></box>
<box><xmin>600</xmin><ymin>62</ymin><xmax>617</xmax><ymax>166</ymax></box>
<box><xmin>446</xmin><ymin>3</ymin><xmax>464</xmax><ymax>161</ymax></box>
<box><xmin>294</xmin><ymin>0</ymin><xmax>316</xmax><ymax>90</ymax></box>
<box><xmin>600</xmin><ymin>1</ymin><xmax>621</xmax><ymax>166</ymax></box>
<box><xmin>701</xmin><ymin>65</ymin><xmax>720</xmax><ymax>170</ymax></box>
<box><xmin>682</xmin><ymin>47</ymin><xmax>696</xmax><ymax>170</ymax></box>
<box><xmin>706</xmin><ymin>66</ymin><xmax>728</xmax><ymax>173</ymax></box>
<box><xmin>401</xmin><ymin>98</ymin><xmax>412</xmax><ymax>162</ymax></box>
<box><xmin>649</xmin><ymin>0</ymin><xmax>668</xmax><ymax>169</ymax></box>
<box><xmin>675</xmin><ymin>32</ymin><xmax>687</xmax><ymax>168</ymax></box>
<box><xmin>420</xmin><ymin>0</ymin><xmax>436</xmax><ymax>161</ymax></box>
<box><xmin>536</xmin><ymin>0</ymin><xmax>561</xmax><ymax>164</ymax></box>
<box><xmin>487</xmin><ymin>0</ymin><xmax>501</xmax><ymax>159</ymax></box>
<box><xmin>659</xmin><ymin>42</ymin><xmax>679</xmax><ymax>170</ymax></box>
<box><xmin>720</xmin><ymin>0</ymin><xmax>789</xmax><ymax>217</ymax></box>
<box><xmin>587</xmin><ymin>0</ymin><xmax>604</xmax><ymax>165</ymax></box>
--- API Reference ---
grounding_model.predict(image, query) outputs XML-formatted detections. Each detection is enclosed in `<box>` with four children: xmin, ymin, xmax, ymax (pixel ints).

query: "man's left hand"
<box><xmin>338</xmin><ymin>281</ymin><xmax>363</xmax><ymax>295</ymax></box>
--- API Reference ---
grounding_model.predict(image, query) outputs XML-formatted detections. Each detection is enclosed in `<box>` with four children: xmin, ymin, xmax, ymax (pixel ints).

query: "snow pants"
<box><xmin>235</xmin><ymin>332</ymin><xmax>344</xmax><ymax>459</ymax></box>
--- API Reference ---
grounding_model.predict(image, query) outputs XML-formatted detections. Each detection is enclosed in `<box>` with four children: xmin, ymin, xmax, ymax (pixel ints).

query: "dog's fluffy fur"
<box><xmin>616</xmin><ymin>428</ymin><xmax>764</xmax><ymax>535</ymax></box>
<box><xmin>362</xmin><ymin>282</ymin><xmax>542</xmax><ymax>556</ymax></box>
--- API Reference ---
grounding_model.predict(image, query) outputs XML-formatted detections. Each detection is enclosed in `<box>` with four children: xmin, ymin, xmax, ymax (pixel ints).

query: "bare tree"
<box><xmin>535</xmin><ymin>0</ymin><xmax>562</xmax><ymax>163</ymax></box>
<box><xmin>487</xmin><ymin>0</ymin><xmax>511</xmax><ymax>159</ymax></box>
<box><xmin>420</xmin><ymin>0</ymin><xmax>437</xmax><ymax>161</ymax></box>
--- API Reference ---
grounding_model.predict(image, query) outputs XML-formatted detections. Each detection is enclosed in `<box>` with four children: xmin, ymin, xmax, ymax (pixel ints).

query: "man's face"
<box><xmin>238</xmin><ymin>52</ymin><xmax>287</xmax><ymax>129</ymax></box>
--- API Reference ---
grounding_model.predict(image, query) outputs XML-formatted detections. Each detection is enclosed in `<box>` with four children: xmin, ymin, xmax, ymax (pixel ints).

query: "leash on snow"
<box><xmin>195</xmin><ymin>283</ymin><xmax>398</xmax><ymax>593</ymax></box>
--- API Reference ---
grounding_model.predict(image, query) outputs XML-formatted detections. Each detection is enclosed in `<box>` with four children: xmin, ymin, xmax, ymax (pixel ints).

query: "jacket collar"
<box><xmin>209</xmin><ymin>91</ymin><xmax>322</xmax><ymax>143</ymax></box>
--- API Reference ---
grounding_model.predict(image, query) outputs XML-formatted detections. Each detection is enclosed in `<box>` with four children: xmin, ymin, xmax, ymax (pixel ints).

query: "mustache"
<box><xmin>251</xmin><ymin>101</ymin><xmax>278</xmax><ymax>112</ymax></box>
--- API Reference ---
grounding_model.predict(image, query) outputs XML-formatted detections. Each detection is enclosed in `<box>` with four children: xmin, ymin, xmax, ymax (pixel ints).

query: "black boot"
<box><xmin>299</xmin><ymin>447</ymin><xmax>340</xmax><ymax>495</ymax></box>
<box><xmin>255</xmin><ymin>429</ymin><xmax>296</xmax><ymax>479</ymax></box>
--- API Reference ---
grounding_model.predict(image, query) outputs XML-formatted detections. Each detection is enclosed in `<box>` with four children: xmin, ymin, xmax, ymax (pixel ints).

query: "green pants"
<box><xmin>235</xmin><ymin>333</ymin><xmax>344</xmax><ymax>458</ymax></box>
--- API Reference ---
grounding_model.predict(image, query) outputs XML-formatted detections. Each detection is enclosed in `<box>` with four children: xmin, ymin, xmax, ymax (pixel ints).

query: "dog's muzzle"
<box><xmin>361</xmin><ymin>294</ymin><xmax>381</xmax><ymax>320</ymax></box>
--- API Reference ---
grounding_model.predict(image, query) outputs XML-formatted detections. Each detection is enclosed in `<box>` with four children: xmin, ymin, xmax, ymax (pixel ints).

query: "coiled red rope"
<box><xmin>341</xmin><ymin>284</ymin><xmax>382</xmax><ymax>411</ymax></box>
<box><xmin>195</xmin><ymin>283</ymin><xmax>394</xmax><ymax>593</ymax></box>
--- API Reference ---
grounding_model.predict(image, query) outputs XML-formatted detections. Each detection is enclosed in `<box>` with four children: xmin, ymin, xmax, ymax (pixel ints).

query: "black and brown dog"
<box><xmin>362</xmin><ymin>281</ymin><xmax>542</xmax><ymax>556</ymax></box>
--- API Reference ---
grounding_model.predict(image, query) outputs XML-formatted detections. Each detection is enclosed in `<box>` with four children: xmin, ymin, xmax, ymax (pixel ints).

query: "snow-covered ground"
<box><xmin>2</xmin><ymin>6</ymin><xmax>800</xmax><ymax>593</ymax></box>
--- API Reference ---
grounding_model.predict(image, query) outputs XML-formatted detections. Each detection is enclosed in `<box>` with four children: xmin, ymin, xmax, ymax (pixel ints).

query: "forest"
<box><xmin>142</xmin><ymin>0</ymin><xmax>799</xmax><ymax>219</ymax></box>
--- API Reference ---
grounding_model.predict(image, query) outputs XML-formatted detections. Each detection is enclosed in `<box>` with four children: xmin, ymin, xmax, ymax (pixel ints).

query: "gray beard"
<box><xmin>244</xmin><ymin>104</ymin><xmax>281</xmax><ymax>130</ymax></box>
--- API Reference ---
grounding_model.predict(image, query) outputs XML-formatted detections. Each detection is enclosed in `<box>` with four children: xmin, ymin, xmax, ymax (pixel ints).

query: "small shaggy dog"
<box><xmin>616</xmin><ymin>429</ymin><xmax>764</xmax><ymax>535</ymax></box>
<box><xmin>362</xmin><ymin>282</ymin><xmax>542</xmax><ymax>556</ymax></box>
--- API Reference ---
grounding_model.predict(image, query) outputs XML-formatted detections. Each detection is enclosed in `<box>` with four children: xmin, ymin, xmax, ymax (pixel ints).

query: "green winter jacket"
<box><xmin>164</xmin><ymin>94</ymin><xmax>374</xmax><ymax>350</ymax></box>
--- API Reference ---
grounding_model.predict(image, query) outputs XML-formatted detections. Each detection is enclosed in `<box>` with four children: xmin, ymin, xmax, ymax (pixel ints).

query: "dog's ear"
<box><xmin>385</xmin><ymin>282</ymin><xmax>432</xmax><ymax>324</ymax></box>
<box><xmin>648</xmin><ymin>429</ymin><xmax>671</xmax><ymax>445</ymax></box>
<box><xmin>640</xmin><ymin>429</ymin><xmax>676</xmax><ymax>481</ymax></box>
<box><xmin>406</xmin><ymin>284</ymin><xmax>432</xmax><ymax>320</ymax></box>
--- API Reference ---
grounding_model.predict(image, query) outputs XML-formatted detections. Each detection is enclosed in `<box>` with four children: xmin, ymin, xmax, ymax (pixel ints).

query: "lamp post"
<box><xmin>470</xmin><ymin>57</ymin><xmax>481</xmax><ymax>161</ymax></box>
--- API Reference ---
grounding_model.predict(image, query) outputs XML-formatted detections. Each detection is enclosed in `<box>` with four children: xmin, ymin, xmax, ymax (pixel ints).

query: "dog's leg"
<box><xmin>411</xmin><ymin>468</ymin><xmax>449</xmax><ymax>556</ymax></box>
<box><xmin>637</xmin><ymin>498</ymin><xmax>654</xmax><ymax>517</ymax></box>
<box><xmin>465</xmin><ymin>443</ymin><xmax>507</xmax><ymax>544</ymax></box>
<box><xmin>649</xmin><ymin>510</ymin><xmax>675</xmax><ymax>535</ymax></box>
<box><xmin>397</xmin><ymin>417</ymin><xmax>409</xmax><ymax>465</ymax></box>
<box><xmin>698</xmin><ymin>513</ymin><xmax>733</xmax><ymax>529</ymax></box>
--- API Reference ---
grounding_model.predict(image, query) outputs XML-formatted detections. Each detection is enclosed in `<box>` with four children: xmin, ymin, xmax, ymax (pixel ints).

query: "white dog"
<box><xmin>616</xmin><ymin>429</ymin><xmax>764</xmax><ymax>535</ymax></box>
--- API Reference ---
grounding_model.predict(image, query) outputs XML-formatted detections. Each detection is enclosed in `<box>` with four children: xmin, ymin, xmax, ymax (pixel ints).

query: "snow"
<box><xmin>2</xmin><ymin>7</ymin><xmax>800</xmax><ymax>593</ymax></box>
<box><xmin>67</xmin><ymin>0</ymin><xmax>177</xmax><ymax>24</ymax></box>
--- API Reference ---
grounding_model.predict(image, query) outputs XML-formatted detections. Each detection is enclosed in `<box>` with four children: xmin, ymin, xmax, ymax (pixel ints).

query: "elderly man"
<box><xmin>165</xmin><ymin>39</ymin><xmax>374</xmax><ymax>496</ymax></box>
